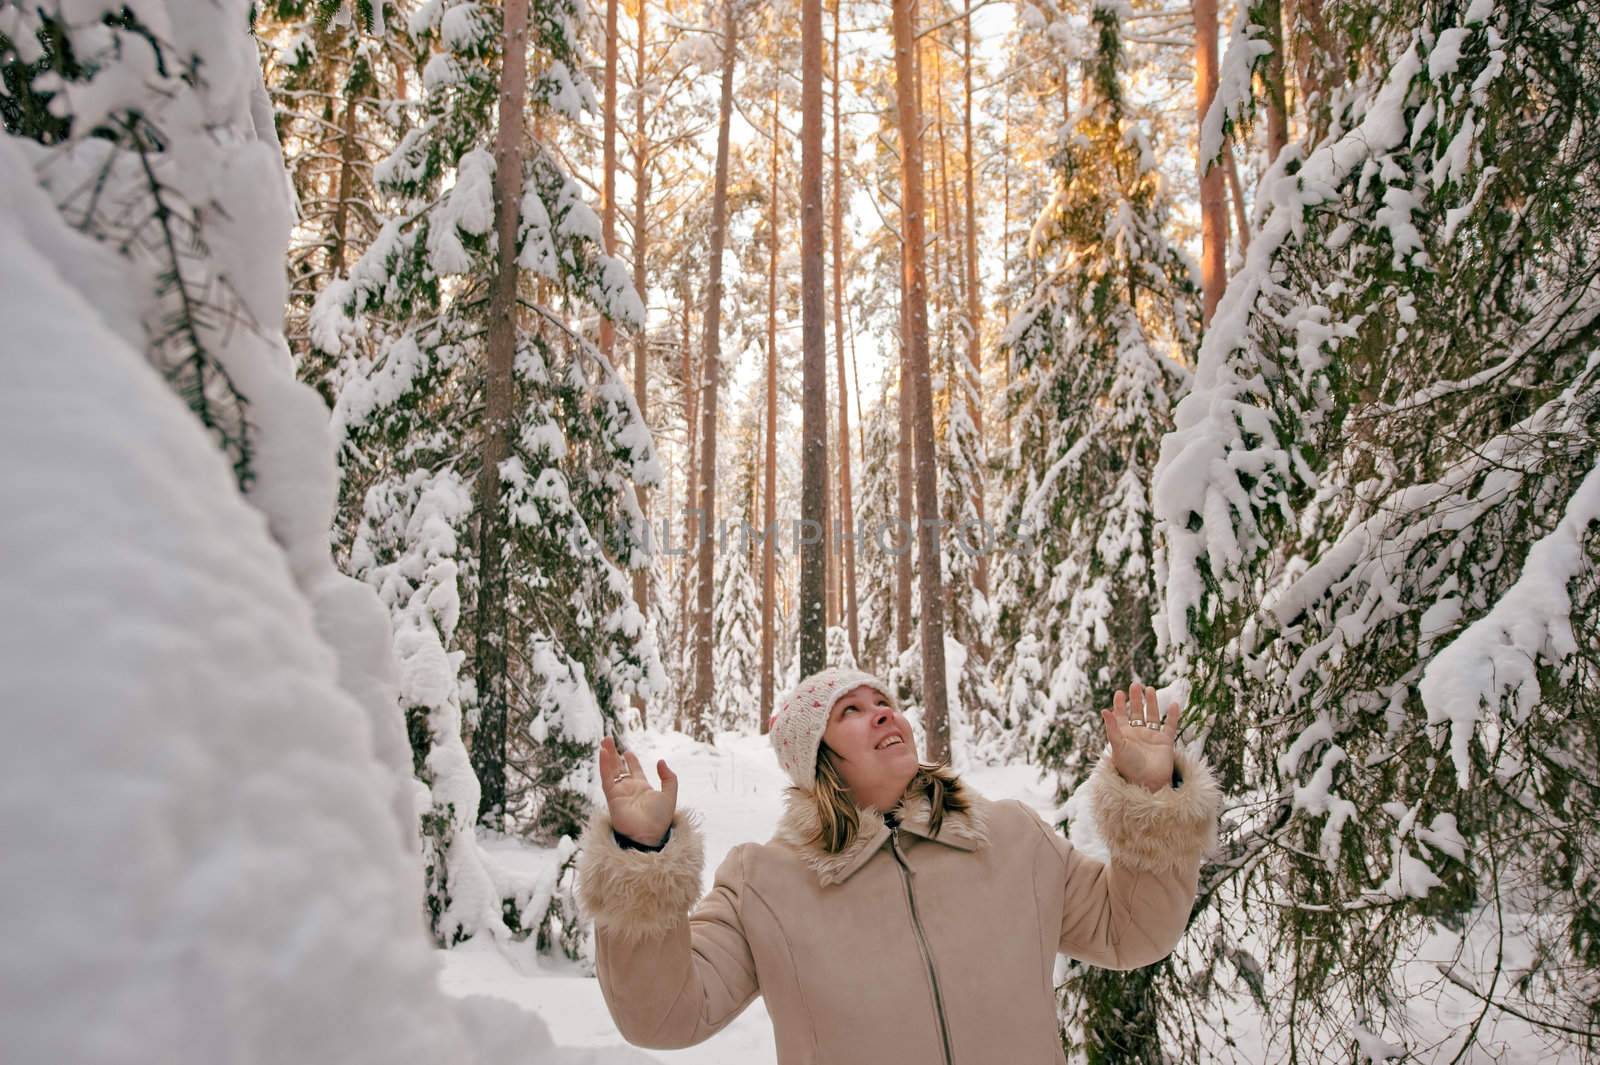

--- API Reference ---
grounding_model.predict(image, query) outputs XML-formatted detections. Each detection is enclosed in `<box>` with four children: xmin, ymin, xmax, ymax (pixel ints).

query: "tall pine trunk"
<box><xmin>693</xmin><ymin>1</ymin><xmax>738</xmax><ymax>733</ymax></box>
<box><xmin>934</xmin><ymin>50</ymin><xmax>955</xmax><ymax>324</ymax></box>
<box><xmin>1001</xmin><ymin>78</ymin><xmax>1012</xmax><ymax>454</ymax></box>
<box><xmin>831</xmin><ymin>0</ymin><xmax>859</xmax><ymax>661</ymax></box>
<box><xmin>895</xmin><ymin>272</ymin><xmax>914</xmax><ymax>658</ymax></box>
<box><xmin>1224</xmin><ymin>148</ymin><xmax>1251</xmax><ymax>251</ymax></box>
<box><xmin>932</xmin><ymin>49</ymin><xmax>957</xmax><ymax>631</ymax></box>
<box><xmin>630</xmin><ymin>0</ymin><xmax>651</xmax><ymax>648</ymax></box>
<box><xmin>599</xmin><ymin>0</ymin><xmax>619</xmax><ymax>359</ymax></box>
<box><xmin>1194</xmin><ymin>0</ymin><xmax>1228</xmax><ymax>323</ymax></box>
<box><xmin>678</xmin><ymin>269</ymin><xmax>698</xmax><ymax>732</ymax></box>
<box><xmin>961</xmin><ymin>11</ymin><xmax>985</xmax><ymax>603</ymax></box>
<box><xmin>1261</xmin><ymin>0</ymin><xmax>1289</xmax><ymax>160</ymax></box>
<box><xmin>329</xmin><ymin>93</ymin><xmax>360</xmax><ymax>276</ymax></box>
<box><xmin>471</xmin><ymin>0</ymin><xmax>529</xmax><ymax>828</ymax></box>
<box><xmin>1286</xmin><ymin>0</ymin><xmax>1337</xmax><ymax>139</ymax></box>
<box><xmin>892</xmin><ymin>0</ymin><xmax>950</xmax><ymax>761</ymax></box>
<box><xmin>799</xmin><ymin>0</ymin><xmax>828</xmax><ymax>676</ymax></box>
<box><xmin>761</xmin><ymin>85</ymin><xmax>780</xmax><ymax>732</ymax></box>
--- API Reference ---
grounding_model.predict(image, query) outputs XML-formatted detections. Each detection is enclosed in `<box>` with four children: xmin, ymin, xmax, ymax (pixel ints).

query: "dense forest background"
<box><xmin>3</xmin><ymin>0</ymin><xmax>1597</xmax><ymax>1059</ymax></box>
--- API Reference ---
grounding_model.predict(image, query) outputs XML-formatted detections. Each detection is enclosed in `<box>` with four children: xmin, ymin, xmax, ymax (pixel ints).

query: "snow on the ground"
<box><xmin>441</xmin><ymin>730</ymin><xmax>791</xmax><ymax>1062</ymax></box>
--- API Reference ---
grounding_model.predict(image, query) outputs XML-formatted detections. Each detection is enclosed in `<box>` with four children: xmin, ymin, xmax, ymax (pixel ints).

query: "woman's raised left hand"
<box><xmin>1100</xmin><ymin>683</ymin><xmax>1179</xmax><ymax>794</ymax></box>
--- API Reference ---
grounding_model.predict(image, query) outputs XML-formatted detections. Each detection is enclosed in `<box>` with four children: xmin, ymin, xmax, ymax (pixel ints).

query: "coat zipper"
<box><xmin>889</xmin><ymin>827</ymin><xmax>955</xmax><ymax>1065</ymax></box>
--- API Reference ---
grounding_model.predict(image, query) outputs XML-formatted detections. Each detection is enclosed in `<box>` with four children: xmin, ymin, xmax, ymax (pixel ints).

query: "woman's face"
<box><xmin>819</xmin><ymin>684</ymin><xmax>919</xmax><ymax>806</ymax></box>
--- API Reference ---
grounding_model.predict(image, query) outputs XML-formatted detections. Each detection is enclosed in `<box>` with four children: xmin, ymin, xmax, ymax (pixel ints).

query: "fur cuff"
<box><xmin>577</xmin><ymin>807</ymin><xmax>706</xmax><ymax>942</ymax></box>
<box><xmin>1090</xmin><ymin>747</ymin><xmax>1221</xmax><ymax>875</ymax></box>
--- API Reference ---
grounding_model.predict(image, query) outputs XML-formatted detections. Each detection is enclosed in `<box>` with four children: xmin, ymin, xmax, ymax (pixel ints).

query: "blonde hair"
<box><xmin>807</xmin><ymin>745</ymin><xmax>970</xmax><ymax>854</ymax></box>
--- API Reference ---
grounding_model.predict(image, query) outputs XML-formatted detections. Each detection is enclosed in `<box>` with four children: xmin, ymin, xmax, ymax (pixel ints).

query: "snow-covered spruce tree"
<box><xmin>348</xmin><ymin>468</ymin><xmax>505</xmax><ymax>945</ymax></box>
<box><xmin>853</xmin><ymin>388</ymin><xmax>905</xmax><ymax>676</ymax></box>
<box><xmin>1153</xmin><ymin>0</ymin><xmax>1600</xmax><ymax>1056</ymax></box>
<box><xmin>645</xmin><ymin>554</ymin><xmax>676</xmax><ymax>731</ymax></box>
<box><xmin>990</xmin><ymin>7</ymin><xmax>1199</xmax><ymax>1058</ymax></box>
<box><xmin>825</xmin><ymin>623</ymin><xmax>857</xmax><ymax>671</ymax></box>
<box><xmin>993</xmin><ymin>0</ymin><xmax>1197</xmax><ymax>786</ymax></box>
<box><xmin>309</xmin><ymin>0</ymin><xmax>664</xmax><ymax>950</ymax></box>
<box><xmin>711</xmin><ymin>470</ymin><xmax>761</xmax><ymax>736</ymax></box>
<box><xmin>934</xmin><ymin>331</ymin><xmax>1008</xmax><ymax>766</ymax></box>
<box><xmin>666</xmin><ymin>513</ymin><xmax>699</xmax><ymax>735</ymax></box>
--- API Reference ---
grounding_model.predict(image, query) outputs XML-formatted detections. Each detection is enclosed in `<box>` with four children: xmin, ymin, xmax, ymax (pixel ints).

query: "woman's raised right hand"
<box><xmin>598</xmin><ymin>736</ymin><xmax>678</xmax><ymax>847</ymax></box>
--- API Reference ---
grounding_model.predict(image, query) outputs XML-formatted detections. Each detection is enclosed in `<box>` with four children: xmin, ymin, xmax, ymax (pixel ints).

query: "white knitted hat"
<box><xmin>770</xmin><ymin>668</ymin><xmax>898</xmax><ymax>788</ymax></box>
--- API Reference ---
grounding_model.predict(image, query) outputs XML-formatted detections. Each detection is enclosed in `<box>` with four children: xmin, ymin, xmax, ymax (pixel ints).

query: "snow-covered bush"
<box><xmin>0</xmin><ymin>2</ymin><xmax>645</xmax><ymax>1057</ymax></box>
<box><xmin>712</xmin><ymin>528</ymin><xmax>762</xmax><ymax>734</ymax></box>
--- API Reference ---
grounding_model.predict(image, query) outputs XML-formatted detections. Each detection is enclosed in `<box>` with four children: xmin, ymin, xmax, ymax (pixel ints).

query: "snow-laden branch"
<box><xmin>1153</xmin><ymin>41</ymin><xmax>1428</xmax><ymax>653</ymax></box>
<box><xmin>1419</xmin><ymin>365</ymin><xmax>1600</xmax><ymax>787</ymax></box>
<box><xmin>1199</xmin><ymin>8</ymin><xmax>1272</xmax><ymax>170</ymax></box>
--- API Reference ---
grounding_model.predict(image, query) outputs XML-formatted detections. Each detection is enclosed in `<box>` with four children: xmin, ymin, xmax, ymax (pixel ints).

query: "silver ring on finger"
<box><xmin>612</xmin><ymin>770</ymin><xmax>632</xmax><ymax>784</ymax></box>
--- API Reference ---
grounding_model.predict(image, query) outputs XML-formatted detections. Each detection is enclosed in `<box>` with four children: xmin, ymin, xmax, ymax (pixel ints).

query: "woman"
<box><xmin>577</xmin><ymin>667</ymin><xmax>1221</xmax><ymax>1064</ymax></box>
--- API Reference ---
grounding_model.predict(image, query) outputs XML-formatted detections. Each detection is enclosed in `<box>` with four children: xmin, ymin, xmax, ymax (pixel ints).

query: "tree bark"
<box><xmin>472</xmin><ymin>0</ymin><xmax>529</xmax><ymax>829</ymax></box>
<box><xmin>630</xmin><ymin>0</ymin><xmax>651</xmax><ymax>654</ymax></box>
<box><xmin>678</xmin><ymin>270</ymin><xmax>698</xmax><ymax>733</ymax></box>
<box><xmin>895</xmin><ymin>270</ymin><xmax>914</xmax><ymax>658</ymax></box>
<box><xmin>962</xmin><ymin>10</ymin><xmax>986</xmax><ymax>602</ymax></box>
<box><xmin>1260</xmin><ymin>0</ymin><xmax>1289</xmax><ymax>161</ymax></box>
<box><xmin>1287</xmin><ymin>0</ymin><xmax>1337</xmax><ymax>141</ymax></box>
<box><xmin>799</xmin><ymin>0</ymin><xmax>828</xmax><ymax>677</ymax></box>
<box><xmin>1001</xmin><ymin>75</ymin><xmax>1012</xmax><ymax>454</ymax></box>
<box><xmin>930</xmin><ymin>34</ymin><xmax>960</xmax><ymax>640</ymax></box>
<box><xmin>933</xmin><ymin>48</ymin><xmax>956</xmax><ymax>321</ymax></box>
<box><xmin>761</xmin><ymin>86</ymin><xmax>780</xmax><ymax>733</ymax></box>
<box><xmin>1194</xmin><ymin>0</ymin><xmax>1229</xmax><ymax>325</ymax></box>
<box><xmin>693</xmin><ymin>1</ymin><xmax>738</xmax><ymax>736</ymax></box>
<box><xmin>329</xmin><ymin>93</ymin><xmax>360</xmax><ymax>276</ymax></box>
<box><xmin>1224</xmin><ymin>144</ymin><xmax>1251</xmax><ymax>253</ymax></box>
<box><xmin>831</xmin><ymin>0</ymin><xmax>859</xmax><ymax>661</ymax></box>
<box><xmin>892</xmin><ymin>0</ymin><xmax>950</xmax><ymax>762</ymax></box>
<box><xmin>848</xmin><ymin>296</ymin><xmax>865</xmax><ymax>456</ymax></box>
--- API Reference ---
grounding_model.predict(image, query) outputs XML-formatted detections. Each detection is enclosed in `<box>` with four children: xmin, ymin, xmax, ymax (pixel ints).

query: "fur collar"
<box><xmin>771</xmin><ymin>781</ymin><xmax>991</xmax><ymax>887</ymax></box>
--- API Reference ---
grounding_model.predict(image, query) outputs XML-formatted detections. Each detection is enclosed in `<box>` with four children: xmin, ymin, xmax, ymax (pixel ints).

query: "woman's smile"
<box><xmin>817</xmin><ymin>683</ymin><xmax>923</xmax><ymax>811</ymax></box>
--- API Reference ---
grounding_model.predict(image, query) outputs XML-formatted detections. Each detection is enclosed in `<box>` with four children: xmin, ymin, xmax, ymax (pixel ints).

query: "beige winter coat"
<box><xmin>576</xmin><ymin>748</ymin><xmax>1222</xmax><ymax>1065</ymax></box>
